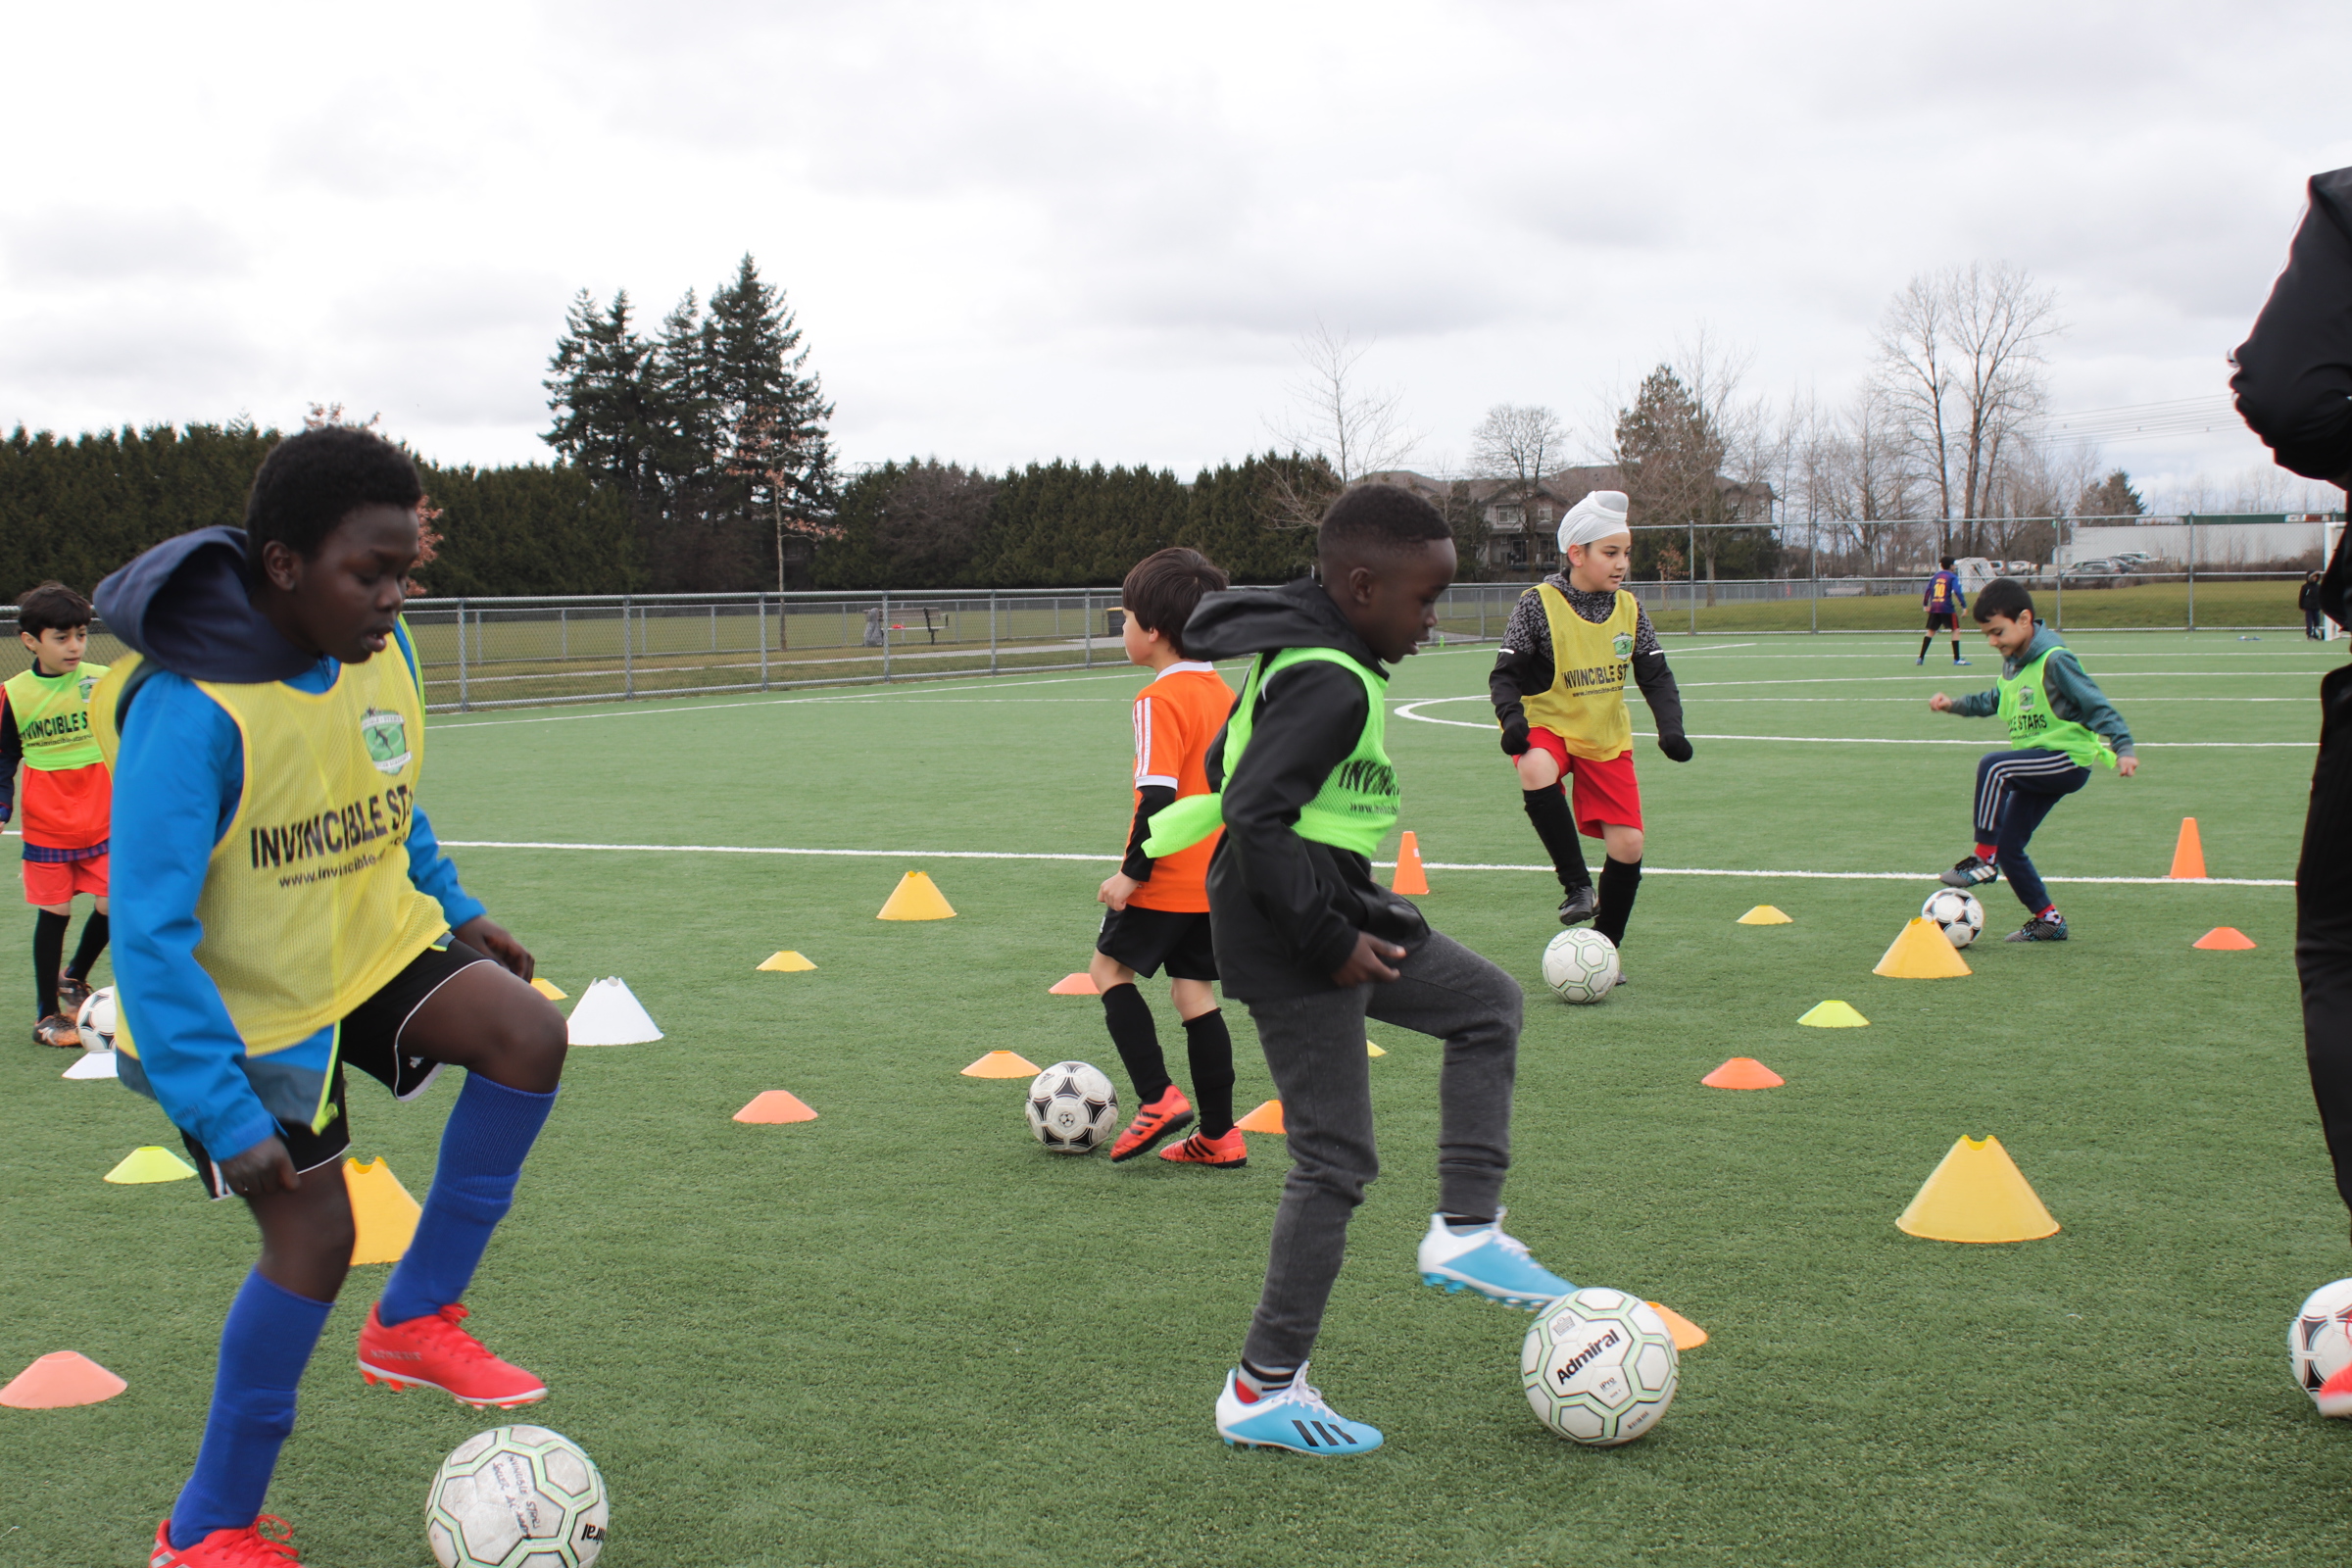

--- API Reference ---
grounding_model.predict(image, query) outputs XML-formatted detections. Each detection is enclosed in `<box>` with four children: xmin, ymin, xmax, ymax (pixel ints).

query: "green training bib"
<box><xmin>1997</xmin><ymin>649</ymin><xmax>2117</xmax><ymax>771</ymax></box>
<box><xmin>1142</xmin><ymin>646</ymin><xmax>1398</xmax><ymax>858</ymax></box>
<box><xmin>4</xmin><ymin>663</ymin><xmax>109</xmax><ymax>770</ymax></box>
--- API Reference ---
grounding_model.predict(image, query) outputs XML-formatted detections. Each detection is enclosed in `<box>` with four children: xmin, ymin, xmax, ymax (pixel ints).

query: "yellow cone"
<box><xmin>1737</xmin><ymin>905</ymin><xmax>1792</xmax><ymax>925</ymax></box>
<box><xmin>1797</xmin><ymin>1000</ymin><xmax>1869</xmax><ymax>1027</ymax></box>
<box><xmin>759</xmin><ymin>951</ymin><xmax>817</xmax><ymax>971</ymax></box>
<box><xmin>1874</xmin><ymin>917</ymin><xmax>1972</xmax><ymax>978</ymax></box>
<box><xmin>878</xmin><ymin>871</ymin><xmax>956</xmax><ymax>921</ymax></box>
<box><xmin>104</xmin><ymin>1146</ymin><xmax>196</xmax><ymax>1184</ymax></box>
<box><xmin>529</xmin><ymin>977</ymin><xmax>567</xmax><ymax>1001</ymax></box>
<box><xmin>1366</xmin><ymin>1040</ymin><xmax>1387</xmax><ymax>1057</ymax></box>
<box><xmin>1896</xmin><ymin>1135</ymin><xmax>2060</xmax><ymax>1243</ymax></box>
<box><xmin>344</xmin><ymin>1157</ymin><xmax>422</xmax><ymax>1265</ymax></box>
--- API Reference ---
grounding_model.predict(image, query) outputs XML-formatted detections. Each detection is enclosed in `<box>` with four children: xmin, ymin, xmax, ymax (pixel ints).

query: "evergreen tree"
<box><xmin>708</xmin><ymin>256</ymin><xmax>838</xmax><ymax>590</ymax></box>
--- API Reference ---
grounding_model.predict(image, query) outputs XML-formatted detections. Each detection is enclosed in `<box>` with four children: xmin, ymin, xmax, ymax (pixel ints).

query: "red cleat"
<box><xmin>150</xmin><ymin>1514</ymin><xmax>302</xmax><ymax>1565</ymax></box>
<box><xmin>1158</xmin><ymin>1128</ymin><xmax>1248</xmax><ymax>1168</ymax></box>
<box><xmin>1109</xmin><ymin>1086</ymin><xmax>1194</xmax><ymax>1162</ymax></box>
<box><xmin>357</xmin><ymin>1302</ymin><xmax>547</xmax><ymax>1408</ymax></box>
<box><xmin>2318</xmin><ymin>1363</ymin><xmax>2352</xmax><ymax>1418</ymax></box>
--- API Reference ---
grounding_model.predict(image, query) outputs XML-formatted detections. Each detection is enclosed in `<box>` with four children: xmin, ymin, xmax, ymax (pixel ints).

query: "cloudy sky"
<box><xmin>3</xmin><ymin>0</ymin><xmax>2347</xmax><ymax>508</ymax></box>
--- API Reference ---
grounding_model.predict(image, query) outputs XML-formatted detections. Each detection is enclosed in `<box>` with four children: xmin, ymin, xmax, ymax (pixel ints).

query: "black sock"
<box><xmin>1182</xmin><ymin>1008</ymin><xmax>1236</xmax><ymax>1139</ymax></box>
<box><xmin>1442</xmin><ymin>1212</ymin><xmax>1495</xmax><ymax>1231</ymax></box>
<box><xmin>67</xmin><ymin>911</ymin><xmax>108</xmax><ymax>981</ymax></box>
<box><xmin>1240</xmin><ymin>1358</ymin><xmax>1296</xmax><ymax>1396</ymax></box>
<box><xmin>32</xmin><ymin>909</ymin><xmax>68</xmax><ymax>1018</ymax></box>
<box><xmin>1920</xmin><ymin>635</ymin><xmax>1933</xmax><ymax>659</ymax></box>
<box><xmin>1522</xmin><ymin>786</ymin><xmax>1590</xmax><ymax>892</ymax></box>
<box><xmin>1594</xmin><ymin>857</ymin><xmax>1643</xmax><ymax>948</ymax></box>
<box><xmin>1952</xmin><ymin>641</ymin><xmax>1964</xmax><ymax>662</ymax></box>
<box><xmin>1100</xmin><ymin>983</ymin><xmax>1172</xmax><ymax>1105</ymax></box>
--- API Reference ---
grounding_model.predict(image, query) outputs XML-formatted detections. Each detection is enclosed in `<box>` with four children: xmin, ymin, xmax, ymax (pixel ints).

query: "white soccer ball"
<box><xmin>1921</xmin><ymin>888</ymin><xmax>1984</xmax><ymax>950</ymax></box>
<box><xmin>74</xmin><ymin>985</ymin><xmax>117</xmax><ymax>1051</ymax></box>
<box><xmin>1521</xmin><ymin>1287</ymin><xmax>1679</xmax><ymax>1446</ymax></box>
<box><xmin>2290</xmin><ymin>1278</ymin><xmax>2352</xmax><ymax>1404</ymax></box>
<box><xmin>427</xmin><ymin>1425</ymin><xmax>608</xmax><ymax>1568</ymax></box>
<box><xmin>1025</xmin><ymin>1060</ymin><xmax>1119</xmax><ymax>1153</ymax></box>
<box><xmin>1542</xmin><ymin>929</ymin><xmax>1620</xmax><ymax>1004</ymax></box>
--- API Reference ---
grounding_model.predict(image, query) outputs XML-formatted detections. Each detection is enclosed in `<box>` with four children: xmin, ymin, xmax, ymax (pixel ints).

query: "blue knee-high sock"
<box><xmin>169</xmin><ymin>1271</ymin><xmax>333</xmax><ymax>1547</ymax></box>
<box><xmin>378</xmin><ymin>1075</ymin><xmax>558</xmax><ymax>1326</ymax></box>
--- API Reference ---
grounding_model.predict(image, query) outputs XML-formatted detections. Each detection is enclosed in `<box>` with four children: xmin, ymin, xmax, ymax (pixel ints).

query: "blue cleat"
<box><xmin>1214</xmin><ymin>1367</ymin><xmax>1384</xmax><ymax>1455</ymax></box>
<box><xmin>1953</xmin><ymin>658</ymin><xmax>1972</xmax><ymax>666</ymax></box>
<box><xmin>1415</xmin><ymin>1211</ymin><xmax>1574</xmax><ymax>1310</ymax></box>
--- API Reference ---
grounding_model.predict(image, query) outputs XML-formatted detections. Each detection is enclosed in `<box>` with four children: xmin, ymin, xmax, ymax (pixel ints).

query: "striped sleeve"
<box><xmin>1134</xmin><ymin>694</ymin><xmax>1181</xmax><ymax>790</ymax></box>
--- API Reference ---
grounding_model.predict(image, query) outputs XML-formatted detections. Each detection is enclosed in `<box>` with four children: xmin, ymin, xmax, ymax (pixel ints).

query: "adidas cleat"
<box><xmin>1416</xmin><ymin>1211</ymin><xmax>1574</xmax><ymax>1309</ymax></box>
<box><xmin>1158</xmin><ymin>1128</ymin><xmax>1247</xmax><ymax>1168</ymax></box>
<box><xmin>358</xmin><ymin>1302</ymin><xmax>547</xmax><ymax>1408</ymax></box>
<box><xmin>2005</xmin><ymin>913</ymin><xmax>2069</xmax><ymax>943</ymax></box>
<box><xmin>1939</xmin><ymin>855</ymin><xmax>1999</xmax><ymax>889</ymax></box>
<box><xmin>1110</xmin><ymin>1086</ymin><xmax>1194</xmax><ymax>1161</ymax></box>
<box><xmin>1214</xmin><ymin>1367</ymin><xmax>1383</xmax><ymax>1455</ymax></box>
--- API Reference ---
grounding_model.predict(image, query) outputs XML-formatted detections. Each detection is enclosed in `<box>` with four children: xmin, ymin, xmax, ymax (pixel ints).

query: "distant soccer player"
<box><xmin>92</xmin><ymin>427</ymin><xmax>568</xmax><ymax>1567</ymax></box>
<box><xmin>3</xmin><ymin>581</ymin><xmax>113</xmax><ymax>1047</ymax></box>
<box><xmin>1919</xmin><ymin>557</ymin><xmax>1971</xmax><ymax>666</ymax></box>
<box><xmin>1931</xmin><ymin>578</ymin><xmax>2137</xmax><ymax>942</ymax></box>
<box><xmin>1489</xmin><ymin>490</ymin><xmax>1693</xmax><ymax>942</ymax></box>
<box><xmin>1093</xmin><ymin>547</ymin><xmax>1244</xmax><ymax>1169</ymax></box>
<box><xmin>1152</xmin><ymin>483</ymin><xmax>1577</xmax><ymax>1455</ymax></box>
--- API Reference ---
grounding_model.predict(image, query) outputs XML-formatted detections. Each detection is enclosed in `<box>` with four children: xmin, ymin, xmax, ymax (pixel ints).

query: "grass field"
<box><xmin>10</xmin><ymin>629</ymin><xmax>2350</xmax><ymax>1566</ymax></box>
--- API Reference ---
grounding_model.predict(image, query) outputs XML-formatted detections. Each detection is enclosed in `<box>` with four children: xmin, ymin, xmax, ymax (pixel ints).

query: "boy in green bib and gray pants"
<box><xmin>1149</xmin><ymin>484</ymin><xmax>1576</xmax><ymax>1455</ymax></box>
<box><xmin>1932</xmin><ymin>577</ymin><xmax>2138</xmax><ymax>942</ymax></box>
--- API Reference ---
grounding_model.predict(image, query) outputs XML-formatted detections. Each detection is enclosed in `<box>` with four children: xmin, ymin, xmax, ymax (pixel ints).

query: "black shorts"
<box><xmin>1925</xmin><ymin>612</ymin><xmax>1958</xmax><ymax>631</ymax></box>
<box><xmin>1096</xmin><ymin>905</ymin><xmax>1218</xmax><ymax>982</ymax></box>
<box><xmin>183</xmin><ymin>940</ymin><xmax>491</xmax><ymax>1200</ymax></box>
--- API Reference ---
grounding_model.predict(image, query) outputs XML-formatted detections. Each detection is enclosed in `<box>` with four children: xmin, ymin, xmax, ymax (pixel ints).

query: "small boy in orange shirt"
<box><xmin>4</xmin><ymin>582</ymin><xmax>113</xmax><ymax>1047</ymax></box>
<box><xmin>1093</xmin><ymin>548</ymin><xmax>1244</xmax><ymax>1168</ymax></box>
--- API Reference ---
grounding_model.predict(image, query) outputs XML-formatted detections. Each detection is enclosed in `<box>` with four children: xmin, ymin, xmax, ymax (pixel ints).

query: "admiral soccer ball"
<box><xmin>427</xmin><ymin>1425</ymin><xmax>608</xmax><ymax>1568</ymax></box>
<box><xmin>2290</xmin><ymin>1278</ymin><xmax>2352</xmax><ymax>1404</ymax></box>
<box><xmin>1025</xmin><ymin>1060</ymin><xmax>1118</xmax><ymax>1153</ymax></box>
<box><xmin>1921</xmin><ymin>888</ymin><xmax>1984</xmax><ymax>950</ymax></box>
<box><xmin>1542</xmin><ymin>929</ymin><xmax>1620</xmax><ymax>1004</ymax></box>
<box><xmin>1521</xmin><ymin>1287</ymin><xmax>1678</xmax><ymax>1446</ymax></box>
<box><xmin>74</xmin><ymin>986</ymin><xmax>117</xmax><ymax>1051</ymax></box>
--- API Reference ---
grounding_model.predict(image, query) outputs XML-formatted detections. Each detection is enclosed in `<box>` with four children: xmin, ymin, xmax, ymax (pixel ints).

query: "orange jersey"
<box><xmin>1125</xmin><ymin>662</ymin><xmax>1235</xmax><ymax>913</ymax></box>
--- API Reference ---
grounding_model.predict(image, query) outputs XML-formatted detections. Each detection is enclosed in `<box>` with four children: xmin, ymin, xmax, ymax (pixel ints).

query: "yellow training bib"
<box><xmin>1519</xmin><ymin>585</ymin><xmax>1637</xmax><ymax>761</ymax></box>
<box><xmin>98</xmin><ymin>639</ymin><xmax>448</xmax><ymax>1057</ymax></box>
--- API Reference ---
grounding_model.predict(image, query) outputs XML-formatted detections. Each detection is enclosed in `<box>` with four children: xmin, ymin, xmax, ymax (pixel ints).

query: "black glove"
<box><xmin>1658</xmin><ymin>733</ymin><xmax>1693</xmax><ymax>762</ymax></box>
<box><xmin>1499</xmin><ymin>716</ymin><xmax>1532</xmax><ymax>758</ymax></box>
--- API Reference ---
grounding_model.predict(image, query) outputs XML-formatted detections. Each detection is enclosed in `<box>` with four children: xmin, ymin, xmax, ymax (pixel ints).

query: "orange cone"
<box><xmin>1393</xmin><ymin>831</ymin><xmax>1431</xmax><ymax>896</ymax></box>
<box><xmin>734</xmin><ymin>1090</ymin><xmax>818</xmax><ymax>1123</ymax></box>
<box><xmin>1645</xmin><ymin>1302</ymin><xmax>1709</xmax><ymax>1350</ymax></box>
<box><xmin>1235</xmin><ymin>1099</ymin><xmax>1286</xmax><ymax>1134</ymax></box>
<box><xmin>2170</xmin><ymin>817</ymin><xmax>2207</xmax><ymax>880</ymax></box>
<box><xmin>961</xmin><ymin>1051</ymin><xmax>1041</xmax><ymax>1078</ymax></box>
<box><xmin>0</xmin><ymin>1350</ymin><xmax>126</xmax><ymax>1408</ymax></box>
<box><xmin>1700</xmin><ymin>1057</ymin><xmax>1784</xmax><ymax>1089</ymax></box>
<box><xmin>2193</xmin><ymin>926</ymin><xmax>2256</xmax><ymax>950</ymax></box>
<box><xmin>1049</xmin><ymin>972</ymin><xmax>1100</xmax><ymax>995</ymax></box>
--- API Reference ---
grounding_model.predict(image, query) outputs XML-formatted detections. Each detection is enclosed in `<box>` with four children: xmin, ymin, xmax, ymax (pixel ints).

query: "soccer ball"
<box><xmin>1521</xmin><ymin>1287</ymin><xmax>1678</xmax><ymax>1446</ymax></box>
<box><xmin>1921</xmin><ymin>889</ymin><xmax>1984</xmax><ymax>949</ymax></box>
<box><xmin>2290</xmin><ymin>1278</ymin><xmax>2352</xmax><ymax>1403</ymax></box>
<box><xmin>1542</xmin><ymin>929</ymin><xmax>1620</xmax><ymax>1004</ymax></box>
<box><xmin>426</xmin><ymin>1425</ymin><xmax>608</xmax><ymax>1568</ymax></box>
<box><xmin>1025</xmin><ymin>1060</ymin><xmax>1118</xmax><ymax>1153</ymax></box>
<box><xmin>74</xmin><ymin>986</ymin><xmax>117</xmax><ymax>1051</ymax></box>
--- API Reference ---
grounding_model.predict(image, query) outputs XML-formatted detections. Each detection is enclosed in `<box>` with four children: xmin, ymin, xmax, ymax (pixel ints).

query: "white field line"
<box><xmin>432</xmin><ymin>836</ymin><xmax>2292</xmax><ymax>888</ymax></box>
<box><xmin>1390</xmin><ymin>697</ymin><xmax>2311</xmax><ymax>747</ymax></box>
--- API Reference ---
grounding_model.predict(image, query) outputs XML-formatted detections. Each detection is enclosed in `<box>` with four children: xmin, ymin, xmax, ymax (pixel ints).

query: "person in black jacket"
<box><xmin>2234</xmin><ymin>167</ymin><xmax>2352</xmax><ymax>1396</ymax></box>
<box><xmin>2304</xmin><ymin>571</ymin><xmax>2326</xmax><ymax>640</ymax></box>
<box><xmin>1164</xmin><ymin>484</ymin><xmax>1576</xmax><ymax>1456</ymax></box>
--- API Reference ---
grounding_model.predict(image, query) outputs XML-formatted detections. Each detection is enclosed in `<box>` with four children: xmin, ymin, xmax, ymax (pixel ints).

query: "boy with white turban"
<box><xmin>1489</xmin><ymin>491</ymin><xmax>1692</xmax><ymax>942</ymax></box>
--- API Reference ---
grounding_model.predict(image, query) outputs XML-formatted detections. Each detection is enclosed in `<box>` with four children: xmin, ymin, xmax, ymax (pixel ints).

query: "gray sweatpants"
<box><xmin>1239</xmin><ymin>930</ymin><xmax>1522</xmax><ymax>1371</ymax></box>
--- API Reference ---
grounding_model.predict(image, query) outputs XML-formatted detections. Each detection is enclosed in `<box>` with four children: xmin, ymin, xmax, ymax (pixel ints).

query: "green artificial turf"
<box><xmin>7</xmin><ymin>631</ymin><xmax>2348</xmax><ymax>1566</ymax></box>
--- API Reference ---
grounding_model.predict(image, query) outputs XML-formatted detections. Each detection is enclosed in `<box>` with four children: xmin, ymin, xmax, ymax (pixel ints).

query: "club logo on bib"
<box><xmin>359</xmin><ymin>708</ymin><xmax>411</xmax><ymax>776</ymax></box>
<box><xmin>1612</xmin><ymin>632</ymin><xmax>1634</xmax><ymax>660</ymax></box>
<box><xmin>2017</xmin><ymin>687</ymin><xmax>2036</xmax><ymax>710</ymax></box>
<box><xmin>77</xmin><ymin>674</ymin><xmax>97</xmax><ymax>701</ymax></box>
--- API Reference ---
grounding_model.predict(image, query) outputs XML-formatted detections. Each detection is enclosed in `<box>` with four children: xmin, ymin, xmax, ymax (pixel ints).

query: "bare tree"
<box><xmin>1470</xmin><ymin>404</ymin><xmax>1564</xmax><ymax>579</ymax></box>
<box><xmin>1263</xmin><ymin>321</ymin><xmax>1418</xmax><ymax>529</ymax></box>
<box><xmin>1875</xmin><ymin>263</ymin><xmax>2063</xmax><ymax>554</ymax></box>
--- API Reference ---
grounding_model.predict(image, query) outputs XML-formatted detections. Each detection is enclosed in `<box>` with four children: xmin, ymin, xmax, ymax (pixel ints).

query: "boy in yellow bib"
<box><xmin>92</xmin><ymin>428</ymin><xmax>570</xmax><ymax>1568</ymax></box>
<box><xmin>1489</xmin><ymin>491</ymin><xmax>1692</xmax><ymax>942</ymax></box>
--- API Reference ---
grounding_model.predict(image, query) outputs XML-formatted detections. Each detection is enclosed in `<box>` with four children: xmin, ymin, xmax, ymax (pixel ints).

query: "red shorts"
<box><xmin>23</xmin><ymin>854</ymin><xmax>108</xmax><ymax>906</ymax></box>
<box><xmin>1524</xmin><ymin>731</ymin><xmax>1642</xmax><ymax>837</ymax></box>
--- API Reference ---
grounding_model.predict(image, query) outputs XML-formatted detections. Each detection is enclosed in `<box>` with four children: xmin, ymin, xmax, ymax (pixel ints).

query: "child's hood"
<box><xmin>92</xmin><ymin>526</ymin><xmax>317</xmax><ymax>683</ymax></box>
<box><xmin>1182</xmin><ymin>577</ymin><xmax>1384</xmax><ymax>672</ymax></box>
<box><xmin>2005</xmin><ymin>622</ymin><xmax>2068</xmax><ymax>677</ymax></box>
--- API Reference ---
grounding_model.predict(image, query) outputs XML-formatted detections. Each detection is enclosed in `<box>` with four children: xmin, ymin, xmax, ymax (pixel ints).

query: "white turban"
<box><xmin>1558</xmin><ymin>490</ymin><xmax>1631</xmax><ymax>553</ymax></box>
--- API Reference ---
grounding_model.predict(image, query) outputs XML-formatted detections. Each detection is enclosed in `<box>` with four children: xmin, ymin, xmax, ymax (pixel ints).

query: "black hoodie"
<box><xmin>1184</xmin><ymin>578</ymin><xmax>1431</xmax><ymax>1001</ymax></box>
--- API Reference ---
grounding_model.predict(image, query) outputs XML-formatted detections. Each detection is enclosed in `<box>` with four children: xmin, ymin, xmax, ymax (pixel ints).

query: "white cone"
<box><xmin>565</xmin><ymin>977</ymin><xmax>662</xmax><ymax>1046</ymax></box>
<box><xmin>63</xmin><ymin>1051</ymin><xmax>118</xmax><ymax>1080</ymax></box>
